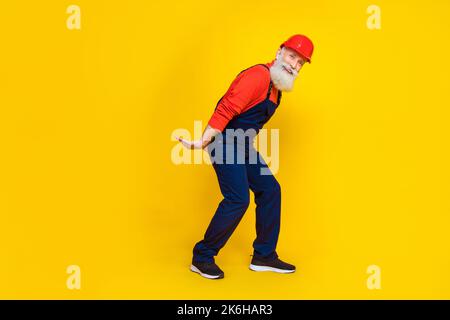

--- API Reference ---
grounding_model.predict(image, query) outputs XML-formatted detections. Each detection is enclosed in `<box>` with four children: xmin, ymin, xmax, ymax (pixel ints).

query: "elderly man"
<box><xmin>176</xmin><ymin>35</ymin><xmax>314</xmax><ymax>279</ymax></box>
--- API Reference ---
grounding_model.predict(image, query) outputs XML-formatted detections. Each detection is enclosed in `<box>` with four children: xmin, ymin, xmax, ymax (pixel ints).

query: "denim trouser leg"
<box><xmin>247</xmin><ymin>152</ymin><xmax>281</xmax><ymax>261</ymax></box>
<box><xmin>193</xmin><ymin>147</ymin><xmax>280</xmax><ymax>263</ymax></box>
<box><xmin>192</xmin><ymin>160</ymin><xmax>250</xmax><ymax>263</ymax></box>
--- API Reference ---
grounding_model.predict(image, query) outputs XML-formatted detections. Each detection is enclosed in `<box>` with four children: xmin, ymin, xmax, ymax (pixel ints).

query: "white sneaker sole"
<box><xmin>249</xmin><ymin>264</ymin><xmax>296</xmax><ymax>274</ymax></box>
<box><xmin>190</xmin><ymin>265</ymin><xmax>223</xmax><ymax>279</ymax></box>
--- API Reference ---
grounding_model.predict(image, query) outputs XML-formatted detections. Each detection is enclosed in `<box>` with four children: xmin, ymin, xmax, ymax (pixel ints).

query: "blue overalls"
<box><xmin>193</xmin><ymin>64</ymin><xmax>283</xmax><ymax>263</ymax></box>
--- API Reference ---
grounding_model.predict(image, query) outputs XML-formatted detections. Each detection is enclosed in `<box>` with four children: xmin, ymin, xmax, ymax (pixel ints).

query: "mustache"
<box><xmin>280</xmin><ymin>63</ymin><xmax>298</xmax><ymax>77</ymax></box>
<box><xmin>270</xmin><ymin>60</ymin><xmax>297</xmax><ymax>92</ymax></box>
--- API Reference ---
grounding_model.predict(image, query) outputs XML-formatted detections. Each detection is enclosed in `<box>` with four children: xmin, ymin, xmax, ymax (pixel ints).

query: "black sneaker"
<box><xmin>249</xmin><ymin>257</ymin><xmax>296</xmax><ymax>273</ymax></box>
<box><xmin>190</xmin><ymin>261</ymin><xmax>224</xmax><ymax>279</ymax></box>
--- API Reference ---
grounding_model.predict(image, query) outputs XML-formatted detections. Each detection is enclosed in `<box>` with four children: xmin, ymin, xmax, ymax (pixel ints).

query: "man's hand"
<box><xmin>175</xmin><ymin>125</ymin><xmax>221</xmax><ymax>150</ymax></box>
<box><xmin>175</xmin><ymin>136</ymin><xmax>204</xmax><ymax>150</ymax></box>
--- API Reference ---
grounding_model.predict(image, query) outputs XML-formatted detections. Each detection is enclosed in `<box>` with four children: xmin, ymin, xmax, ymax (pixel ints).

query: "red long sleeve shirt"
<box><xmin>208</xmin><ymin>60</ymin><xmax>280</xmax><ymax>132</ymax></box>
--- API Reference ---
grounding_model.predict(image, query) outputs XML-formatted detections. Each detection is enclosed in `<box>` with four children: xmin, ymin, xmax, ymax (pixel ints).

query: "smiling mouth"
<box><xmin>282</xmin><ymin>66</ymin><xmax>294</xmax><ymax>75</ymax></box>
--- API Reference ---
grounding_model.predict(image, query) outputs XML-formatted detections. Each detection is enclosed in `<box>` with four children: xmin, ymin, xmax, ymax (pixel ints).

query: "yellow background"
<box><xmin>1</xmin><ymin>0</ymin><xmax>449</xmax><ymax>299</ymax></box>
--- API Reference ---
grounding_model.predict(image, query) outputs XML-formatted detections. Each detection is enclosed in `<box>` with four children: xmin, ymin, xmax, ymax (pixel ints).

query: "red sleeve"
<box><xmin>208</xmin><ymin>65</ymin><xmax>270</xmax><ymax>132</ymax></box>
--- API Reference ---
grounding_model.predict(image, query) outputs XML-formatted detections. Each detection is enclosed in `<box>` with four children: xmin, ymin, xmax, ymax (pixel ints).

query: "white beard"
<box><xmin>269</xmin><ymin>52</ymin><xmax>299</xmax><ymax>92</ymax></box>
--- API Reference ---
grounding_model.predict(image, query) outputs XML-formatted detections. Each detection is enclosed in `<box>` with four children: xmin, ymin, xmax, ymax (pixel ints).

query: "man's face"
<box><xmin>279</xmin><ymin>47</ymin><xmax>307</xmax><ymax>74</ymax></box>
<box><xmin>269</xmin><ymin>47</ymin><xmax>307</xmax><ymax>92</ymax></box>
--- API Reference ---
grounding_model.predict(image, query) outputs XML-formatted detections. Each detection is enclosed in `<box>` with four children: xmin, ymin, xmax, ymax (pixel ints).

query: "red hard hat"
<box><xmin>280</xmin><ymin>34</ymin><xmax>314</xmax><ymax>63</ymax></box>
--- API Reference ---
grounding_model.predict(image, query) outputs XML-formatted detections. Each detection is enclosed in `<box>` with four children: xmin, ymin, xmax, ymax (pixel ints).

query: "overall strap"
<box><xmin>277</xmin><ymin>89</ymin><xmax>282</xmax><ymax>105</ymax></box>
<box><xmin>259</xmin><ymin>64</ymin><xmax>281</xmax><ymax>104</ymax></box>
<box><xmin>266</xmin><ymin>81</ymin><xmax>273</xmax><ymax>100</ymax></box>
<box><xmin>265</xmin><ymin>80</ymin><xmax>281</xmax><ymax>105</ymax></box>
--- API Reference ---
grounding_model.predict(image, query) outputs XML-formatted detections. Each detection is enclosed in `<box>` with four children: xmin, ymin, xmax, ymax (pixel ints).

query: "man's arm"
<box><xmin>176</xmin><ymin>65</ymin><xmax>268</xmax><ymax>150</ymax></box>
<box><xmin>175</xmin><ymin>125</ymin><xmax>221</xmax><ymax>150</ymax></box>
<box><xmin>208</xmin><ymin>65</ymin><xmax>269</xmax><ymax>131</ymax></box>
